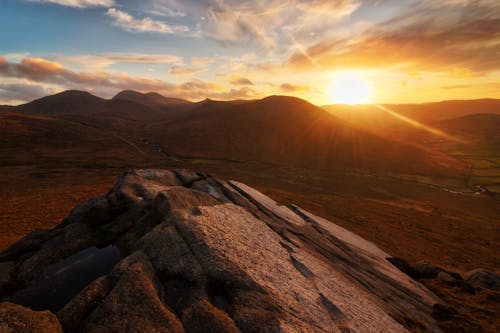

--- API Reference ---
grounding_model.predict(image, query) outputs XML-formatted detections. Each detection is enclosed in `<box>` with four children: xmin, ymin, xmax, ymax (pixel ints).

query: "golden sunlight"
<box><xmin>328</xmin><ymin>71</ymin><xmax>373</xmax><ymax>104</ymax></box>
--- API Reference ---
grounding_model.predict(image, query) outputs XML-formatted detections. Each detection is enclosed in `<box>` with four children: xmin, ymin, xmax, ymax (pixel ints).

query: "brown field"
<box><xmin>2</xmin><ymin>159</ymin><xmax>499</xmax><ymax>275</ymax></box>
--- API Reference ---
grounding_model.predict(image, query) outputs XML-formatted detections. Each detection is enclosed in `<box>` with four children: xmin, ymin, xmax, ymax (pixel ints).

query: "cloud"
<box><xmin>286</xmin><ymin>0</ymin><xmax>500</xmax><ymax>73</ymax></box>
<box><xmin>0</xmin><ymin>56</ymin><xmax>174</xmax><ymax>92</ymax></box>
<box><xmin>106</xmin><ymin>8</ymin><xmax>189</xmax><ymax>34</ymax></box>
<box><xmin>30</xmin><ymin>0</ymin><xmax>114</xmax><ymax>8</ymax></box>
<box><xmin>0</xmin><ymin>82</ymin><xmax>54</xmax><ymax>104</ymax></box>
<box><xmin>229</xmin><ymin>75</ymin><xmax>254</xmax><ymax>86</ymax></box>
<box><xmin>297</xmin><ymin>0</ymin><xmax>360</xmax><ymax>12</ymax></box>
<box><xmin>1</xmin><ymin>57</ymin><xmax>64</xmax><ymax>80</ymax></box>
<box><xmin>145</xmin><ymin>0</ymin><xmax>359</xmax><ymax>50</ymax></box>
<box><xmin>213</xmin><ymin>87</ymin><xmax>256</xmax><ymax>100</ymax></box>
<box><xmin>202</xmin><ymin>4</ymin><xmax>275</xmax><ymax>50</ymax></box>
<box><xmin>169</xmin><ymin>65</ymin><xmax>205</xmax><ymax>76</ymax></box>
<box><xmin>49</xmin><ymin>53</ymin><xmax>182</xmax><ymax>70</ymax></box>
<box><xmin>0</xmin><ymin>56</ymin><xmax>261</xmax><ymax>102</ymax></box>
<box><xmin>190</xmin><ymin>57</ymin><xmax>217</xmax><ymax>67</ymax></box>
<box><xmin>279</xmin><ymin>83</ymin><xmax>310</xmax><ymax>92</ymax></box>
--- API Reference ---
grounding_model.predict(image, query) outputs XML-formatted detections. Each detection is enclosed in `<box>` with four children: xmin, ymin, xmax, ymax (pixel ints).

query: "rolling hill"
<box><xmin>388</xmin><ymin>99</ymin><xmax>500</xmax><ymax>123</ymax></box>
<box><xmin>149</xmin><ymin>95</ymin><xmax>466</xmax><ymax>176</ymax></box>
<box><xmin>435</xmin><ymin>113</ymin><xmax>500</xmax><ymax>141</ymax></box>
<box><xmin>3</xmin><ymin>91</ymin><xmax>468</xmax><ymax>177</ymax></box>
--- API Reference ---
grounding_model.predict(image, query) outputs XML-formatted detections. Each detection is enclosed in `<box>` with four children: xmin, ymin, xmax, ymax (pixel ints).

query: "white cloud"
<box><xmin>106</xmin><ymin>8</ymin><xmax>189</xmax><ymax>34</ymax></box>
<box><xmin>30</xmin><ymin>0</ymin><xmax>115</xmax><ymax>8</ymax></box>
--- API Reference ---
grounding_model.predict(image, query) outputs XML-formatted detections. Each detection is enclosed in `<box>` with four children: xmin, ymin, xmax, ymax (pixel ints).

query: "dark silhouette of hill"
<box><xmin>3</xmin><ymin>90</ymin><xmax>468</xmax><ymax>177</ymax></box>
<box><xmin>15</xmin><ymin>90</ymin><xmax>105</xmax><ymax>115</ymax></box>
<box><xmin>150</xmin><ymin>95</ymin><xmax>466</xmax><ymax>176</ymax></box>
<box><xmin>112</xmin><ymin>90</ymin><xmax>190</xmax><ymax>107</ymax></box>
<box><xmin>12</xmin><ymin>90</ymin><xmax>188</xmax><ymax>130</ymax></box>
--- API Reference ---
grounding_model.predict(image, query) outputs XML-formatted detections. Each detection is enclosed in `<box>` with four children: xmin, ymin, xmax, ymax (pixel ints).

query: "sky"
<box><xmin>0</xmin><ymin>0</ymin><xmax>499</xmax><ymax>105</ymax></box>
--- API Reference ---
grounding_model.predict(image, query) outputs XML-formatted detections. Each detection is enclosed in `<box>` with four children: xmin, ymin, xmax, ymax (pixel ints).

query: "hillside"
<box><xmin>3</xmin><ymin>91</ymin><xmax>467</xmax><ymax>177</ymax></box>
<box><xmin>14</xmin><ymin>90</ymin><xmax>106</xmax><ymax>115</ymax></box>
<box><xmin>150</xmin><ymin>95</ymin><xmax>466</xmax><ymax>176</ymax></box>
<box><xmin>385</xmin><ymin>99</ymin><xmax>500</xmax><ymax>123</ymax></box>
<box><xmin>435</xmin><ymin>113</ymin><xmax>500</xmax><ymax>141</ymax></box>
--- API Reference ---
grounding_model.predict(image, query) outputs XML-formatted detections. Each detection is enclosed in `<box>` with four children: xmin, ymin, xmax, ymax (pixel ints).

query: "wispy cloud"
<box><xmin>169</xmin><ymin>65</ymin><xmax>205</xmax><ymax>76</ymax></box>
<box><xmin>280</xmin><ymin>83</ymin><xmax>310</xmax><ymax>92</ymax></box>
<box><xmin>49</xmin><ymin>53</ymin><xmax>182</xmax><ymax>70</ymax></box>
<box><xmin>286</xmin><ymin>0</ymin><xmax>500</xmax><ymax>73</ymax></box>
<box><xmin>229</xmin><ymin>75</ymin><xmax>254</xmax><ymax>86</ymax></box>
<box><xmin>29</xmin><ymin>0</ymin><xmax>114</xmax><ymax>8</ymax></box>
<box><xmin>146</xmin><ymin>0</ymin><xmax>359</xmax><ymax>50</ymax></box>
<box><xmin>106</xmin><ymin>8</ymin><xmax>189</xmax><ymax>34</ymax></box>
<box><xmin>0</xmin><ymin>82</ymin><xmax>54</xmax><ymax>104</ymax></box>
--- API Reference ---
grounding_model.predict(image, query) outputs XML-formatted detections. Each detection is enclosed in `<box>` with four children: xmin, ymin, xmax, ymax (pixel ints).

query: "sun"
<box><xmin>328</xmin><ymin>71</ymin><xmax>373</xmax><ymax>104</ymax></box>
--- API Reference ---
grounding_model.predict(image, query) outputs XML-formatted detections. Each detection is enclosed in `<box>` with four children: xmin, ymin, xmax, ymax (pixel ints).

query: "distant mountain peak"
<box><xmin>113</xmin><ymin>90</ymin><xmax>190</xmax><ymax>106</ymax></box>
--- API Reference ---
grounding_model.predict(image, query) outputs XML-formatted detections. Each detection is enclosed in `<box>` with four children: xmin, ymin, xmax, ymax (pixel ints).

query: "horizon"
<box><xmin>3</xmin><ymin>88</ymin><xmax>500</xmax><ymax>108</ymax></box>
<box><xmin>1</xmin><ymin>0</ymin><xmax>499</xmax><ymax>105</ymax></box>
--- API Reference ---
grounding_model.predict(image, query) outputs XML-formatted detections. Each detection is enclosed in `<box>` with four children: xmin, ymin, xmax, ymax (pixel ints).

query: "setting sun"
<box><xmin>328</xmin><ymin>72</ymin><xmax>373</xmax><ymax>104</ymax></box>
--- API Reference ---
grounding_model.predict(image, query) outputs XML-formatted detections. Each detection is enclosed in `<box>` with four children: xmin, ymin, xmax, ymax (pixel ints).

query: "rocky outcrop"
<box><xmin>0</xmin><ymin>169</ymin><xmax>446</xmax><ymax>332</ymax></box>
<box><xmin>464</xmin><ymin>269</ymin><xmax>500</xmax><ymax>291</ymax></box>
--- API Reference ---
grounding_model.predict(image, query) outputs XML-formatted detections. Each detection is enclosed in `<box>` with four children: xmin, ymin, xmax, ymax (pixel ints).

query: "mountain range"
<box><xmin>2</xmin><ymin>90</ymin><xmax>476</xmax><ymax>177</ymax></box>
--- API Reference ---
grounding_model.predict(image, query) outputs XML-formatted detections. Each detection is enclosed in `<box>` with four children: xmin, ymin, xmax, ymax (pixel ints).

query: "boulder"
<box><xmin>0</xmin><ymin>302</ymin><xmax>63</xmax><ymax>333</ymax></box>
<box><xmin>464</xmin><ymin>269</ymin><xmax>500</xmax><ymax>291</ymax></box>
<box><xmin>414</xmin><ymin>262</ymin><xmax>443</xmax><ymax>279</ymax></box>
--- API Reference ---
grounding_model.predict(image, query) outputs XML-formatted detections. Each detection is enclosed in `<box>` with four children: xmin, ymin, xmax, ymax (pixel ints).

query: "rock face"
<box><xmin>0</xmin><ymin>302</ymin><xmax>63</xmax><ymax>333</ymax></box>
<box><xmin>0</xmin><ymin>169</ymin><xmax>446</xmax><ymax>332</ymax></box>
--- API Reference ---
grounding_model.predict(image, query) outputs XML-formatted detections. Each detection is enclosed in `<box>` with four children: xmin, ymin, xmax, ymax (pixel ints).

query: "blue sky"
<box><xmin>1</xmin><ymin>0</ymin><xmax>499</xmax><ymax>104</ymax></box>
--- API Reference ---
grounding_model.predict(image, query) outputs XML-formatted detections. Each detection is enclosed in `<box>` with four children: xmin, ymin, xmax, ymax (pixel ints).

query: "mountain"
<box><xmin>435</xmin><ymin>113</ymin><xmax>500</xmax><ymax>138</ymax></box>
<box><xmin>113</xmin><ymin>90</ymin><xmax>190</xmax><ymax>107</ymax></box>
<box><xmin>323</xmin><ymin>100</ymin><xmax>500</xmax><ymax>147</ymax></box>
<box><xmin>0</xmin><ymin>169</ymin><xmax>445</xmax><ymax>332</ymax></box>
<box><xmin>150</xmin><ymin>95</ymin><xmax>466</xmax><ymax>176</ymax></box>
<box><xmin>14</xmin><ymin>90</ymin><xmax>106</xmax><ymax>115</ymax></box>
<box><xmin>4</xmin><ymin>90</ymin><xmax>468</xmax><ymax>177</ymax></box>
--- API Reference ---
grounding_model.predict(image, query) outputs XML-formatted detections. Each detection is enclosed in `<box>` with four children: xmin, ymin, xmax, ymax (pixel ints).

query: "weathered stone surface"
<box><xmin>174</xmin><ymin>169</ymin><xmax>202</xmax><ymax>186</ymax></box>
<box><xmin>81</xmin><ymin>252</ymin><xmax>183</xmax><ymax>333</ymax></box>
<box><xmin>57</xmin><ymin>276</ymin><xmax>110</xmax><ymax>332</ymax></box>
<box><xmin>0</xmin><ymin>302</ymin><xmax>63</xmax><ymax>333</ymax></box>
<box><xmin>181</xmin><ymin>299</ymin><xmax>239</xmax><ymax>333</ymax></box>
<box><xmin>0</xmin><ymin>169</ymin><xmax>447</xmax><ymax>332</ymax></box>
<box><xmin>137</xmin><ymin>222</ymin><xmax>205</xmax><ymax>280</ymax></box>
<box><xmin>464</xmin><ymin>269</ymin><xmax>500</xmax><ymax>291</ymax></box>
<box><xmin>62</xmin><ymin>195</ymin><xmax>111</xmax><ymax>226</ymax></box>
<box><xmin>16</xmin><ymin>222</ymin><xmax>94</xmax><ymax>284</ymax></box>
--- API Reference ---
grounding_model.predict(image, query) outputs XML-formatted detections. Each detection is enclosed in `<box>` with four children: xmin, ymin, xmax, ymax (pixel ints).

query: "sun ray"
<box><xmin>375</xmin><ymin>105</ymin><xmax>466</xmax><ymax>143</ymax></box>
